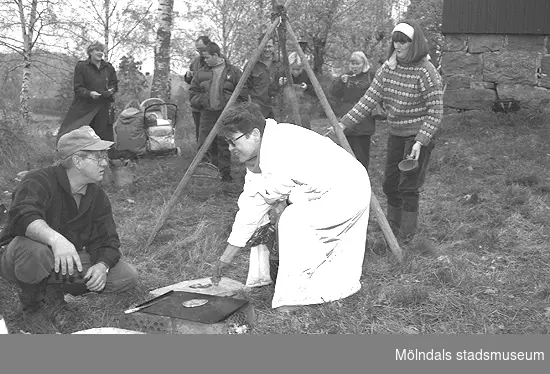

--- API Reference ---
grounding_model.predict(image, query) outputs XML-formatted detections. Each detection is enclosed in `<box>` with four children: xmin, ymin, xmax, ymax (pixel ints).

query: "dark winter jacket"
<box><xmin>0</xmin><ymin>165</ymin><xmax>122</xmax><ymax>269</ymax></box>
<box><xmin>245</xmin><ymin>57</ymin><xmax>284</xmax><ymax>117</ymax></box>
<box><xmin>189</xmin><ymin>61</ymin><xmax>248</xmax><ymax>112</ymax></box>
<box><xmin>330</xmin><ymin>70</ymin><xmax>376</xmax><ymax>136</ymax></box>
<box><xmin>184</xmin><ymin>56</ymin><xmax>207</xmax><ymax>113</ymax></box>
<box><xmin>57</xmin><ymin>58</ymin><xmax>118</xmax><ymax>141</ymax></box>
<box><xmin>289</xmin><ymin>71</ymin><xmax>314</xmax><ymax>98</ymax></box>
<box><xmin>113</xmin><ymin>107</ymin><xmax>147</xmax><ymax>155</ymax></box>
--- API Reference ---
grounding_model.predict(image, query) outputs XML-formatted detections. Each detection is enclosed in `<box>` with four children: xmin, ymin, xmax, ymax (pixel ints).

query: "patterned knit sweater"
<box><xmin>339</xmin><ymin>58</ymin><xmax>443</xmax><ymax>146</ymax></box>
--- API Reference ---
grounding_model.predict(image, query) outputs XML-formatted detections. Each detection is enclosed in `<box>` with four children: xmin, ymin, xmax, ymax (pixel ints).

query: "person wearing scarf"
<box><xmin>337</xmin><ymin>20</ymin><xmax>443</xmax><ymax>244</ymax></box>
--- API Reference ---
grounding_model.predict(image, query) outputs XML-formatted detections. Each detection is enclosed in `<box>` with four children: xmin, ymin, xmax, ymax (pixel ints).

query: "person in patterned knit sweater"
<box><xmin>336</xmin><ymin>20</ymin><xmax>443</xmax><ymax>244</ymax></box>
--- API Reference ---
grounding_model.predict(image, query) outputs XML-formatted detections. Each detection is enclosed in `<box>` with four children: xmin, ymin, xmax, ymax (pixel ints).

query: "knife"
<box><xmin>124</xmin><ymin>290</ymin><xmax>174</xmax><ymax>314</ymax></box>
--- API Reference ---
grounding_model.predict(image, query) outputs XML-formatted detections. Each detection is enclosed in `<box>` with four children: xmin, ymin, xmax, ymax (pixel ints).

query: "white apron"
<box><xmin>227</xmin><ymin>120</ymin><xmax>371</xmax><ymax>308</ymax></box>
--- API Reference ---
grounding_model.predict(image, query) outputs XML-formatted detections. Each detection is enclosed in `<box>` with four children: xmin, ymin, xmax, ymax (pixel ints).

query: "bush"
<box><xmin>0</xmin><ymin>114</ymin><xmax>55</xmax><ymax>187</ymax></box>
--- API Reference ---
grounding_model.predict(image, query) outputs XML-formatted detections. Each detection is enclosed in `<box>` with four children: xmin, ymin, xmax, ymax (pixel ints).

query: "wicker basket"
<box><xmin>190</xmin><ymin>162</ymin><xmax>221</xmax><ymax>199</ymax></box>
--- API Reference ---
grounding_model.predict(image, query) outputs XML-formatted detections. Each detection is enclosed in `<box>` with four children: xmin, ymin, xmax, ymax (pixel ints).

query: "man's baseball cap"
<box><xmin>57</xmin><ymin>126</ymin><xmax>114</xmax><ymax>159</ymax></box>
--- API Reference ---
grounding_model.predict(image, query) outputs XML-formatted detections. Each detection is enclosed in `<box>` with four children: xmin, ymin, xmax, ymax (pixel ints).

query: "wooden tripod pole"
<box><xmin>285</xmin><ymin>23</ymin><xmax>403</xmax><ymax>262</ymax></box>
<box><xmin>144</xmin><ymin>7</ymin><xmax>288</xmax><ymax>249</ymax></box>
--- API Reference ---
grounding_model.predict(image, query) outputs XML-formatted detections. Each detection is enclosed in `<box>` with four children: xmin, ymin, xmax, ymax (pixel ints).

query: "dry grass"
<box><xmin>1</xmin><ymin>108</ymin><xmax>550</xmax><ymax>334</ymax></box>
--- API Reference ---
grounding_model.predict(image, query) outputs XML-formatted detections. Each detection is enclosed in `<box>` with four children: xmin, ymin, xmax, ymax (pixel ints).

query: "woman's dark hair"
<box><xmin>220</xmin><ymin>102</ymin><xmax>266</xmax><ymax>137</ymax></box>
<box><xmin>387</xmin><ymin>20</ymin><xmax>430</xmax><ymax>64</ymax></box>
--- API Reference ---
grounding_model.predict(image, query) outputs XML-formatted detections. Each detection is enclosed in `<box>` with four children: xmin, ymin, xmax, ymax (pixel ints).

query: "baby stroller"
<box><xmin>112</xmin><ymin>98</ymin><xmax>180</xmax><ymax>160</ymax></box>
<box><xmin>141</xmin><ymin>98</ymin><xmax>180</xmax><ymax>157</ymax></box>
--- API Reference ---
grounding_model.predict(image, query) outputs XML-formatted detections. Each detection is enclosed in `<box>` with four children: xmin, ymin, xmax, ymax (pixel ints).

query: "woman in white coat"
<box><xmin>211</xmin><ymin>102</ymin><xmax>371</xmax><ymax>313</ymax></box>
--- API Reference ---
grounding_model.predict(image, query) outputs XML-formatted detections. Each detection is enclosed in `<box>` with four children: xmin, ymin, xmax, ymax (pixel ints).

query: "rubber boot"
<box><xmin>399</xmin><ymin>210</ymin><xmax>419</xmax><ymax>245</ymax></box>
<box><xmin>386</xmin><ymin>205</ymin><xmax>402</xmax><ymax>238</ymax></box>
<box><xmin>45</xmin><ymin>284</ymin><xmax>79</xmax><ymax>331</ymax></box>
<box><xmin>19</xmin><ymin>278</ymin><xmax>59</xmax><ymax>334</ymax></box>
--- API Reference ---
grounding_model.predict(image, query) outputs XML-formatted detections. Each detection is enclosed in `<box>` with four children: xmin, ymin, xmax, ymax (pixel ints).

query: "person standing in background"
<box><xmin>336</xmin><ymin>21</ymin><xmax>443</xmax><ymax>244</ymax></box>
<box><xmin>184</xmin><ymin>35</ymin><xmax>211</xmax><ymax>142</ymax></box>
<box><xmin>57</xmin><ymin>41</ymin><xmax>118</xmax><ymax>143</ymax></box>
<box><xmin>189</xmin><ymin>42</ymin><xmax>248</xmax><ymax>182</ymax></box>
<box><xmin>246</xmin><ymin>35</ymin><xmax>283</xmax><ymax>119</ymax></box>
<box><xmin>278</xmin><ymin>52</ymin><xmax>314</xmax><ymax>129</ymax></box>
<box><xmin>330</xmin><ymin>51</ymin><xmax>376</xmax><ymax>171</ymax></box>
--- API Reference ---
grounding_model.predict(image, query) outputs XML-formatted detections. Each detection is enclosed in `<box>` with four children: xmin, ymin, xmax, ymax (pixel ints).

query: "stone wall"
<box><xmin>441</xmin><ymin>34</ymin><xmax>550</xmax><ymax>111</ymax></box>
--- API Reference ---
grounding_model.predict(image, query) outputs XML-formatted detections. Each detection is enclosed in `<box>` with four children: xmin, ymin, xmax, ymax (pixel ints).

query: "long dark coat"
<box><xmin>57</xmin><ymin>58</ymin><xmax>118</xmax><ymax>142</ymax></box>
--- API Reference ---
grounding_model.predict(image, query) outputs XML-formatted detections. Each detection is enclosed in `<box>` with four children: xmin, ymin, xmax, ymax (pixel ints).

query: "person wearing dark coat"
<box><xmin>57</xmin><ymin>41</ymin><xmax>118</xmax><ymax>143</ymax></box>
<box><xmin>277</xmin><ymin>52</ymin><xmax>314</xmax><ymax>129</ymax></box>
<box><xmin>0</xmin><ymin>126</ymin><xmax>137</xmax><ymax>334</ymax></box>
<box><xmin>189</xmin><ymin>42</ymin><xmax>248</xmax><ymax>182</ymax></box>
<box><xmin>184</xmin><ymin>35</ymin><xmax>210</xmax><ymax>142</ymax></box>
<box><xmin>330</xmin><ymin>51</ymin><xmax>376</xmax><ymax>171</ymax></box>
<box><xmin>246</xmin><ymin>36</ymin><xmax>283</xmax><ymax>119</ymax></box>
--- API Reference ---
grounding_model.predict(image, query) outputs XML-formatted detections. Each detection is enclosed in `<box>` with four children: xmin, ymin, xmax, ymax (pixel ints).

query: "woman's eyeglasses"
<box><xmin>226</xmin><ymin>133</ymin><xmax>247</xmax><ymax>147</ymax></box>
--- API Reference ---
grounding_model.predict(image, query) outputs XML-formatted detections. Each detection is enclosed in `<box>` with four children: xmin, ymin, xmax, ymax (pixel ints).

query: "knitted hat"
<box><xmin>57</xmin><ymin>126</ymin><xmax>113</xmax><ymax>159</ymax></box>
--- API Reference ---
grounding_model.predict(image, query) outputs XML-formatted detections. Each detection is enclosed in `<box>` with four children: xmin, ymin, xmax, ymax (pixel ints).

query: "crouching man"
<box><xmin>0</xmin><ymin>126</ymin><xmax>138</xmax><ymax>334</ymax></box>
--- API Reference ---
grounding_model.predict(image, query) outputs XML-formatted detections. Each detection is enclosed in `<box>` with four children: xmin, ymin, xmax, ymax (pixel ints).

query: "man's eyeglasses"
<box><xmin>226</xmin><ymin>133</ymin><xmax>247</xmax><ymax>147</ymax></box>
<box><xmin>83</xmin><ymin>153</ymin><xmax>109</xmax><ymax>165</ymax></box>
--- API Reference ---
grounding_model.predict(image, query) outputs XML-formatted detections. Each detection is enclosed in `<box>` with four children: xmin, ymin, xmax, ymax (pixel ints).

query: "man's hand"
<box><xmin>211</xmin><ymin>260</ymin><xmax>230</xmax><ymax>286</ymax></box>
<box><xmin>409</xmin><ymin>141</ymin><xmax>423</xmax><ymax>160</ymax></box>
<box><xmin>279</xmin><ymin>77</ymin><xmax>287</xmax><ymax>86</ymax></box>
<box><xmin>50</xmin><ymin>236</ymin><xmax>82</xmax><ymax>276</ymax></box>
<box><xmin>90</xmin><ymin>91</ymin><xmax>101</xmax><ymax>99</ymax></box>
<box><xmin>83</xmin><ymin>263</ymin><xmax>108</xmax><ymax>292</ymax></box>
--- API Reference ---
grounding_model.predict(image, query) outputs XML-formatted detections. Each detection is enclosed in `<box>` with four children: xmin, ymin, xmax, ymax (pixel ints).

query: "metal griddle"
<box><xmin>137</xmin><ymin>291</ymin><xmax>249</xmax><ymax>324</ymax></box>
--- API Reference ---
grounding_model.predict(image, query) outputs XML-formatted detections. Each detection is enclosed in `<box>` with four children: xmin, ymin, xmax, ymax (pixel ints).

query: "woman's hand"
<box><xmin>409</xmin><ymin>141</ymin><xmax>423</xmax><ymax>160</ymax></box>
<box><xmin>90</xmin><ymin>91</ymin><xmax>101</xmax><ymax>99</ymax></box>
<box><xmin>211</xmin><ymin>260</ymin><xmax>230</xmax><ymax>286</ymax></box>
<box><xmin>323</xmin><ymin>122</ymin><xmax>346</xmax><ymax>137</ymax></box>
<box><xmin>279</xmin><ymin>77</ymin><xmax>287</xmax><ymax>86</ymax></box>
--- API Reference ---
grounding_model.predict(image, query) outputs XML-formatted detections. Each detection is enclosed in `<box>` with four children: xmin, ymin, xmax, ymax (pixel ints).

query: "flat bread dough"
<box><xmin>182</xmin><ymin>299</ymin><xmax>209</xmax><ymax>308</ymax></box>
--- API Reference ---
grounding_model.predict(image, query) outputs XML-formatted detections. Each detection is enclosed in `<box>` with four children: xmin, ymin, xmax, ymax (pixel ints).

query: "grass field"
<box><xmin>0</xmin><ymin>107</ymin><xmax>549</xmax><ymax>334</ymax></box>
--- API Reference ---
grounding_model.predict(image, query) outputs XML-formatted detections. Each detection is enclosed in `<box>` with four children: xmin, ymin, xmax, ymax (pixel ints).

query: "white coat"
<box><xmin>227</xmin><ymin>119</ymin><xmax>371</xmax><ymax>308</ymax></box>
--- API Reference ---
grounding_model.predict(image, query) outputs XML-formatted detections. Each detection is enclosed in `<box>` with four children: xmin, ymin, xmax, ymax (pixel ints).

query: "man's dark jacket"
<box><xmin>0</xmin><ymin>165</ymin><xmax>121</xmax><ymax>269</ymax></box>
<box><xmin>188</xmin><ymin>61</ymin><xmax>248</xmax><ymax>111</ymax></box>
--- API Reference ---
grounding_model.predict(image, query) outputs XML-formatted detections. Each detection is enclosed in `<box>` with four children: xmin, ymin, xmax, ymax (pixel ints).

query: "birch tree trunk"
<box><xmin>103</xmin><ymin>0</ymin><xmax>110</xmax><ymax>60</ymax></box>
<box><xmin>17</xmin><ymin>0</ymin><xmax>38</xmax><ymax>125</ymax></box>
<box><xmin>150</xmin><ymin>0</ymin><xmax>173</xmax><ymax>102</ymax></box>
